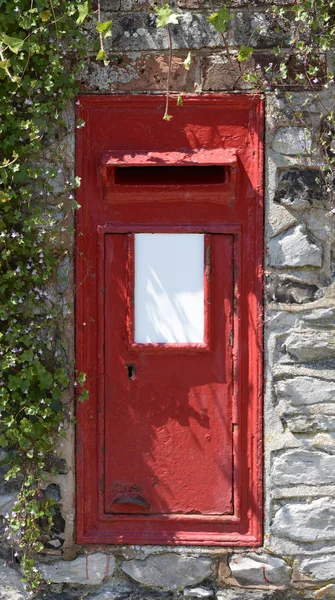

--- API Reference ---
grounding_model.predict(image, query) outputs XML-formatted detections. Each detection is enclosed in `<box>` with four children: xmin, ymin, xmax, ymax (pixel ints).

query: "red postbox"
<box><xmin>76</xmin><ymin>95</ymin><xmax>264</xmax><ymax>545</ymax></box>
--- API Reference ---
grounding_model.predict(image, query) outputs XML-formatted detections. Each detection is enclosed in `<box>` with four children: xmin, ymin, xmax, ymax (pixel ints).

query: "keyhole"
<box><xmin>127</xmin><ymin>364</ymin><xmax>136</xmax><ymax>380</ymax></box>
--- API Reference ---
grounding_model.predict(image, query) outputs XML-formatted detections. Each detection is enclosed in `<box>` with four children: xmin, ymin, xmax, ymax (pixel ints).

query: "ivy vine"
<box><xmin>0</xmin><ymin>0</ymin><xmax>335</xmax><ymax>596</ymax></box>
<box><xmin>0</xmin><ymin>0</ymin><xmax>88</xmax><ymax>593</ymax></box>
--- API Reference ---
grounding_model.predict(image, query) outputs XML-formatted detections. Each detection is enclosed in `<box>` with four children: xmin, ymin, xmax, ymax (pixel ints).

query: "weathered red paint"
<box><xmin>76</xmin><ymin>94</ymin><xmax>264</xmax><ymax>546</ymax></box>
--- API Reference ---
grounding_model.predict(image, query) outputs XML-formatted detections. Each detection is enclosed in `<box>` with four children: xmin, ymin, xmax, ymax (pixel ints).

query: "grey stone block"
<box><xmin>313</xmin><ymin>433</ymin><xmax>335</xmax><ymax>454</ymax></box>
<box><xmin>216</xmin><ymin>590</ymin><xmax>284</xmax><ymax>600</ymax></box>
<box><xmin>299</xmin><ymin>555</ymin><xmax>335</xmax><ymax>581</ymax></box>
<box><xmin>272</xmin><ymin>449</ymin><xmax>335</xmax><ymax>485</ymax></box>
<box><xmin>275</xmin><ymin>377</ymin><xmax>335</xmax><ymax>405</ymax></box>
<box><xmin>0</xmin><ymin>559</ymin><xmax>26</xmax><ymax>599</ymax></box>
<box><xmin>44</xmin><ymin>483</ymin><xmax>61</xmax><ymax>502</ymax></box>
<box><xmin>266</xmin><ymin>277</ymin><xmax>321</xmax><ymax>304</ymax></box>
<box><xmin>110</xmin><ymin>12</ymin><xmax>221</xmax><ymax>51</ymax></box>
<box><xmin>39</xmin><ymin>553</ymin><xmax>116</xmax><ymax>585</ymax></box>
<box><xmin>44</xmin><ymin>454</ymin><xmax>69</xmax><ymax>474</ymax></box>
<box><xmin>283</xmin><ymin>331</ymin><xmax>335</xmax><ymax>362</ymax></box>
<box><xmin>87</xmin><ymin>582</ymin><xmax>133</xmax><ymax>600</ymax></box>
<box><xmin>314</xmin><ymin>584</ymin><xmax>335</xmax><ymax>599</ymax></box>
<box><xmin>184</xmin><ymin>588</ymin><xmax>214</xmax><ymax>598</ymax></box>
<box><xmin>121</xmin><ymin>553</ymin><xmax>212</xmax><ymax>590</ymax></box>
<box><xmin>284</xmin><ymin>413</ymin><xmax>335</xmax><ymax>433</ymax></box>
<box><xmin>274</xmin><ymin>169</ymin><xmax>324</xmax><ymax>209</ymax></box>
<box><xmin>272</xmin><ymin>127</ymin><xmax>312</xmax><ymax>155</ymax></box>
<box><xmin>229</xmin><ymin>552</ymin><xmax>291</xmax><ymax>586</ymax></box>
<box><xmin>0</xmin><ymin>494</ymin><xmax>17</xmax><ymax>517</ymax></box>
<box><xmin>271</xmin><ymin>497</ymin><xmax>335</xmax><ymax>542</ymax></box>
<box><xmin>302</xmin><ymin>308</ymin><xmax>335</xmax><ymax>328</ymax></box>
<box><xmin>268</xmin><ymin>225</ymin><xmax>322</xmax><ymax>268</ymax></box>
<box><xmin>57</xmin><ymin>256</ymin><xmax>70</xmax><ymax>294</ymax></box>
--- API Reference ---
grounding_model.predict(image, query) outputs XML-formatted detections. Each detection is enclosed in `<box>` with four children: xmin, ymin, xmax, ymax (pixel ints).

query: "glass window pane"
<box><xmin>134</xmin><ymin>234</ymin><xmax>204</xmax><ymax>344</ymax></box>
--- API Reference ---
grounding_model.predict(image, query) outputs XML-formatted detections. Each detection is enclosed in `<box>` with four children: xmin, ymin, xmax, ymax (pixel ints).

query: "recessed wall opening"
<box><xmin>113</xmin><ymin>165</ymin><xmax>226</xmax><ymax>186</ymax></box>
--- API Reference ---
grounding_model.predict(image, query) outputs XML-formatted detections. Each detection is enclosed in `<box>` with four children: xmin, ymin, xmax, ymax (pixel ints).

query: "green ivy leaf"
<box><xmin>96</xmin><ymin>20</ymin><xmax>113</xmax><ymax>39</ymax></box>
<box><xmin>2</xmin><ymin>33</ymin><xmax>24</xmax><ymax>54</ymax></box>
<box><xmin>0</xmin><ymin>59</ymin><xmax>10</xmax><ymax>70</ymax></box>
<box><xmin>96</xmin><ymin>49</ymin><xmax>109</xmax><ymax>65</ymax></box>
<box><xmin>155</xmin><ymin>4</ymin><xmax>179</xmax><ymax>28</ymax></box>
<box><xmin>237</xmin><ymin>45</ymin><xmax>254</xmax><ymax>62</ymax></box>
<box><xmin>78</xmin><ymin>388</ymin><xmax>89</xmax><ymax>402</ymax></box>
<box><xmin>183</xmin><ymin>51</ymin><xmax>192</xmax><ymax>71</ymax></box>
<box><xmin>77</xmin><ymin>372</ymin><xmax>86</xmax><ymax>385</ymax></box>
<box><xmin>207</xmin><ymin>8</ymin><xmax>231</xmax><ymax>34</ymax></box>
<box><xmin>76</xmin><ymin>1</ymin><xmax>90</xmax><ymax>25</ymax></box>
<box><xmin>39</xmin><ymin>10</ymin><xmax>51</xmax><ymax>22</ymax></box>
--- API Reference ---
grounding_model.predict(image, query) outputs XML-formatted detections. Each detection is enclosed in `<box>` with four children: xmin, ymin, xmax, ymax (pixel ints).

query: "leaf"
<box><xmin>2</xmin><ymin>33</ymin><xmax>24</xmax><ymax>54</ymax></box>
<box><xmin>163</xmin><ymin>113</ymin><xmax>173</xmax><ymax>121</ymax></box>
<box><xmin>39</xmin><ymin>9</ymin><xmax>51</xmax><ymax>22</ymax></box>
<box><xmin>237</xmin><ymin>45</ymin><xmax>253</xmax><ymax>62</ymax></box>
<box><xmin>177</xmin><ymin>94</ymin><xmax>183</xmax><ymax>106</ymax></box>
<box><xmin>77</xmin><ymin>372</ymin><xmax>86</xmax><ymax>385</ymax></box>
<box><xmin>155</xmin><ymin>4</ymin><xmax>179</xmax><ymax>28</ymax></box>
<box><xmin>207</xmin><ymin>8</ymin><xmax>231</xmax><ymax>34</ymax></box>
<box><xmin>0</xmin><ymin>59</ymin><xmax>10</xmax><ymax>70</ymax></box>
<box><xmin>76</xmin><ymin>1</ymin><xmax>89</xmax><ymax>25</ymax></box>
<box><xmin>183</xmin><ymin>51</ymin><xmax>192</xmax><ymax>71</ymax></box>
<box><xmin>96</xmin><ymin>20</ymin><xmax>112</xmax><ymax>39</ymax></box>
<box><xmin>96</xmin><ymin>49</ymin><xmax>106</xmax><ymax>61</ymax></box>
<box><xmin>78</xmin><ymin>388</ymin><xmax>89</xmax><ymax>402</ymax></box>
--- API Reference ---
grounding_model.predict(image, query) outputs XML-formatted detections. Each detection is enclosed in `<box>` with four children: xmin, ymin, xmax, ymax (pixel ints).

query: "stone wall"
<box><xmin>1</xmin><ymin>0</ymin><xmax>335</xmax><ymax>598</ymax></box>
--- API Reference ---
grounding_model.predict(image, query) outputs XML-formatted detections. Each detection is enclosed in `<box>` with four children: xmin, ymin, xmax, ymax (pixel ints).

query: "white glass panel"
<box><xmin>134</xmin><ymin>234</ymin><xmax>204</xmax><ymax>344</ymax></box>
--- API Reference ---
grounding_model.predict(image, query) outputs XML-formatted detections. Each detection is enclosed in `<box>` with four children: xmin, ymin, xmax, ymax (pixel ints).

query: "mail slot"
<box><xmin>76</xmin><ymin>95</ymin><xmax>264</xmax><ymax>546</ymax></box>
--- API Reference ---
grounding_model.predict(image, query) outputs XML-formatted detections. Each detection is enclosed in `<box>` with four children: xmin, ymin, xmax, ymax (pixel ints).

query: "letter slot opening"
<box><xmin>114</xmin><ymin>165</ymin><xmax>226</xmax><ymax>186</ymax></box>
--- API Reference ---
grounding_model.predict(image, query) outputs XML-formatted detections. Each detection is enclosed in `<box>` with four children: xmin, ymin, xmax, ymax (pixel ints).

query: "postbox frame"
<box><xmin>75</xmin><ymin>94</ymin><xmax>264</xmax><ymax>546</ymax></box>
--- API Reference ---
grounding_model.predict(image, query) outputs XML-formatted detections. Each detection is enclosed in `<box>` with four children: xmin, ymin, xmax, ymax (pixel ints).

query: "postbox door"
<box><xmin>104</xmin><ymin>231</ymin><xmax>234</xmax><ymax>517</ymax></box>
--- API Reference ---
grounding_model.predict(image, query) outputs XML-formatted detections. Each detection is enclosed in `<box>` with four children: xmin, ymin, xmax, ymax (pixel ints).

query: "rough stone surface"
<box><xmin>271</xmin><ymin>497</ymin><xmax>335</xmax><ymax>542</ymax></box>
<box><xmin>38</xmin><ymin>553</ymin><xmax>116</xmax><ymax>585</ymax></box>
<box><xmin>109</xmin><ymin>12</ymin><xmax>222</xmax><ymax>51</ymax></box>
<box><xmin>266</xmin><ymin>278</ymin><xmax>321</xmax><ymax>304</ymax></box>
<box><xmin>283</xmin><ymin>413</ymin><xmax>335</xmax><ymax>433</ymax></box>
<box><xmin>229</xmin><ymin>553</ymin><xmax>291</xmax><ymax>586</ymax></box>
<box><xmin>57</xmin><ymin>256</ymin><xmax>70</xmax><ymax>294</ymax></box>
<box><xmin>275</xmin><ymin>376</ymin><xmax>335</xmax><ymax>404</ymax></box>
<box><xmin>201</xmin><ymin>54</ymin><xmax>255</xmax><ymax>91</ymax></box>
<box><xmin>272</xmin><ymin>450</ymin><xmax>335</xmax><ymax>485</ymax></box>
<box><xmin>302</xmin><ymin>308</ymin><xmax>335</xmax><ymax>327</ymax></box>
<box><xmin>121</xmin><ymin>554</ymin><xmax>212</xmax><ymax>590</ymax></box>
<box><xmin>0</xmin><ymin>588</ymin><xmax>26</xmax><ymax>600</ymax></box>
<box><xmin>282</xmin><ymin>331</ymin><xmax>335</xmax><ymax>362</ymax></box>
<box><xmin>86</xmin><ymin>582</ymin><xmax>133</xmax><ymax>600</ymax></box>
<box><xmin>274</xmin><ymin>169</ymin><xmax>324</xmax><ymax>209</ymax></box>
<box><xmin>272</xmin><ymin>127</ymin><xmax>312</xmax><ymax>155</ymax></box>
<box><xmin>184</xmin><ymin>588</ymin><xmax>214</xmax><ymax>598</ymax></box>
<box><xmin>299</xmin><ymin>555</ymin><xmax>335</xmax><ymax>580</ymax></box>
<box><xmin>0</xmin><ymin>494</ymin><xmax>17</xmax><ymax>516</ymax></box>
<box><xmin>44</xmin><ymin>454</ymin><xmax>68</xmax><ymax>474</ymax></box>
<box><xmin>44</xmin><ymin>483</ymin><xmax>61</xmax><ymax>502</ymax></box>
<box><xmin>268</xmin><ymin>225</ymin><xmax>322</xmax><ymax>268</ymax></box>
<box><xmin>313</xmin><ymin>433</ymin><xmax>335</xmax><ymax>454</ymax></box>
<box><xmin>80</xmin><ymin>55</ymin><xmax>197</xmax><ymax>92</ymax></box>
<box><xmin>314</xmin><ymin>584</ymin><xmax>335</xmax><ymax>599</ymax></box>
<box><xmin>215</xmin><ymin>590</ymin><xmax>285</xmax><ymax>600</ymax></box>
<box><xmin>0</xmin><ymin>560</ymin><xmax>26</xmax><ymax>599</ymax></box>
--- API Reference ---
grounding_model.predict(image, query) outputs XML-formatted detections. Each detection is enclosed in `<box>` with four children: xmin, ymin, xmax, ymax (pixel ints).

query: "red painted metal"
<box><xmin>76</xmin><ymin>94</ymin><xmax>264</xmax><ymax>546</ymax></box>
